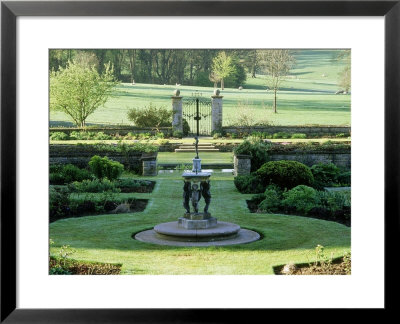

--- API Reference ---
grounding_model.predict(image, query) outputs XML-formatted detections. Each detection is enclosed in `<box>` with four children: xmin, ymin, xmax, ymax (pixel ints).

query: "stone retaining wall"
<box><xmin>223</xmin><ymin>125</ymin><xmax>350</xmax><ymax>136</ymax></box>
<box><xmin>49</xmin><ymin>145</ymin><xmax>157</xmax><ymax>175</ymax></box>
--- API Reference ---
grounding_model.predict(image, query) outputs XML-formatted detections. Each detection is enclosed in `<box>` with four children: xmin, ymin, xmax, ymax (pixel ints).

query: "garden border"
<box><xmin>1</xmin><ymin>0</ymin><xmax>398</xmax><ymax>321</ymax></box>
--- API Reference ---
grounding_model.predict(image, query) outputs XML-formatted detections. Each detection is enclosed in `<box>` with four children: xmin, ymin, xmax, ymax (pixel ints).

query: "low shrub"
<box><xmin>310</xmin><ymin>163</ymin><xmax>341</xmax><ymax>189</ymax></box>
<box><xmin>94</xmin><ymin>132</ymin><xmax>112</xmax><ymax>140</ymax></box>
<box><xmin>233</xmin><ymin>139</ymin><xmax>270</xmax><ymax>172</ymax></box>
<box><xmin>337</xmin><ymin>171</ymin><xmax>351</xmax><ymax>186</ymax></box>
<box><xmin>272</xmin><ymin>132</ymin><xmax>291</xmax><ymax>139</ymax></box>
<box><xmin>282</xmin><ymin>185</ymin><xmax>319</xmax><ymax>214</ymax></box>
<box><xmin>256</xmin><ymin>160</ymin><xmax>314</xmax><ymax>190</ymax></box>
<box><xmin>258</xmin><ymin>187</ymin><xmax>281</xmax><ymax>213</ymax></box>
<box><xmin>182</xmin><ymin>118</ymin><xmax>190</xmax><ymax>136</ymax></box>
<box><xmin>234</xmin><ymin>174</ymin><xmax>265</xmax><ymax>194</ymax></box>
<box><xmin>50</xmin><ymin>164</ymin><xmax>93</xmax><ymax>185</ymax></box>
<box><xmin>213</xmin><ymin>132</ymin><xmax>222</xmax><ymax>139</ymax></box>
<box><xmin>172</xmin><ymin>131</ymin><xmax>183</xmax><ymax>139</ymax></box>
<box><xmin>127</xmin><ymin>103</ymin><xmax>172</xmax><ymax>132</ymax></box>
<box><xmin>69</xmin><ymin>178</ymin><xmax>121</xmax><ymax>193</ymax></box>
<box><xmin>291</xmin><ymin>133</ymin><xmax>307</xmax><ymax>139</ymax></box>
<box><xmin>89</xmin><ymin>155</ymin><xmax>124</xmax><ymax>181</ymax></box>
<box><xmin>50</xmin><ymin>132</ymin><xmax>69</xmax><ymax>141</ymax></box>
<box><xmin>49</xmin><ymin>187</ymin><xmax>70</xmax><ymax>219</ymax></box>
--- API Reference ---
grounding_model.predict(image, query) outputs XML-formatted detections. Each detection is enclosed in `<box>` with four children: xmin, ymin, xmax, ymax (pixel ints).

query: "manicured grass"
<box><xmin>158</xmin><ymin>152</ymin><xmax>233</xmax><ymax>164</ymax></box>
<box><xmin>49</xmin><ymin>138</ymin><xmax>351</xmax><ymax>145</ymax></box>
<box><xmin>50</xmin><ymin>50</ymin><xmax>351</xmax><ymax>127</ymax></box>
<box><xmin>49</xmin><ymin>172</ymin><xmax>351</xmax><ymax>275</ymax></box>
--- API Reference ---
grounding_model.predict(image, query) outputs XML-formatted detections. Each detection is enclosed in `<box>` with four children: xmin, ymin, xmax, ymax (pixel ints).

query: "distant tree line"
<box><xmin>50</xmin><ymin>49</ymin><xmax>253</xmax><ymax>88</ymax></box>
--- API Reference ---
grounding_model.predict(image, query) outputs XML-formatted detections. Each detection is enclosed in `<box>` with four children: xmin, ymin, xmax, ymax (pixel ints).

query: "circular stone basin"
<box><xmin>135</xmin><ymin>221</ymin><xmax>260</xmax><ymax>247</ymax></box>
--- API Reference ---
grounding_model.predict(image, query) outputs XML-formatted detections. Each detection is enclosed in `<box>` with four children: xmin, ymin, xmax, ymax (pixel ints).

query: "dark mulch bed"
<box><xmin>274</xmin><ymin>257</ymin><xmax>351</xmax><ymax>275</ymax></box>
<box><xmin>49</xmin><ymin>257</ymin><xmax>121</xmax><ymax>275</ymax></box>
<box><xmin>246</xmin><ymin>200</ymin><xmax>350</xmax><ymax>227</ymax></box>
<box><xmin>50</xmin><ymin>198</ymin><xmax>149</xmax><ymax>223</ymax></box>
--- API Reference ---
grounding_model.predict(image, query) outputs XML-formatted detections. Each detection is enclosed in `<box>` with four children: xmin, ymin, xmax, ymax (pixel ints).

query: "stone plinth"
<box><xmin>142</xmin><ymin>158</ymin><xmax>157</xmax><ymax>176</ymax></box>
<box><xmin>211</xmin><ymin>95</ymin><xmax>223</xmax><ymax>132</ymax></box>
<box><xmin>234</xmin><ymin>154</ymin><xmax>251</xmax><ymax>176</ymax></box>
<box><xmin>182</xmin><ymin>171</ymin><xmax>211</xmax><ymax>181</ymax></box>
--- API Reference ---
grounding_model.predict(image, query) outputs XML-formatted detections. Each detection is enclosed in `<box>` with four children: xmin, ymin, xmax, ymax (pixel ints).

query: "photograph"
<box><xmin>49</xmin><ymin>48</ymin><xmax>351</xmax><ymax>275</ymax></box>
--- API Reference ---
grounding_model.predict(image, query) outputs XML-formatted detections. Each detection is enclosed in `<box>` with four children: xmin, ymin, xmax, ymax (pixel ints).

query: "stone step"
<box><xmin>178</xmin><ymin>146</ymin><xmax>216</xmax><ymax>149</ymax></box>
<box><xmin>180</xmin><ymin>143</ymin><xmax>214</xmax><ymax>146</ymax></box>
<box><xmin>174</xmin><ymin>149</ymin><xmax>220</xmax><ymax>152</ymax></box>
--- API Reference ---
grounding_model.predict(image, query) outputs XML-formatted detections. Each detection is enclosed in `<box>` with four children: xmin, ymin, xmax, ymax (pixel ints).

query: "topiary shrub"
<box><xmin>256</xmin><ymin>160</ymin><xmax>314</xmax><ymax>190</ymax></box>
<box><xmin>234</xmin><ymin>174</ymin><xmax>265</xmax><ymax>194</ymax></box>
<box><xmin>88</xmin><ymin>155</ymin><xmax>124</xmax><ymax>181</ymax></box>
<box><xmin>282</xmin><ymin>185</ymin><xmax>319</xmax><ymax>214</ymax></box>
<box><xmin>310</xmin><ymin>163</ymin><xmax>340</xmax><ymax>189</ymax></box>
<box><xmin>258</xmin><ymin>187</ymin><xmax>282</xmax><ymax>213</ymax></box>
<box><xmin>233</xmin><ymin>139</ymin><xmax>270</xmax><ymax>172</ymax></box>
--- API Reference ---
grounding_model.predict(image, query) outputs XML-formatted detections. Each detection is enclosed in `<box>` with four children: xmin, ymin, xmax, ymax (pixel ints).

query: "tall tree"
<box><xmin>127</xmin><ymin>49</ymin><xmax>137</xmax><ymax>83</ymax></box>
<box><xmin>50</xmin><ymin>59</ymin><xmax>118</xmax><ymax>127</ymax></box>
<box><xmin>336</xmin><ymin>50</ymin><xmax>351</xmax><ymax>93</ymax></box>
<box><xmin>261</xmin><ymin>50</ymin><xmax>295</xmax><ymax>113</ymax></box>
<box><xmin>211</xmin><ymin>51</ymin><xmax>235</xmax><ymax>90</ymax></box>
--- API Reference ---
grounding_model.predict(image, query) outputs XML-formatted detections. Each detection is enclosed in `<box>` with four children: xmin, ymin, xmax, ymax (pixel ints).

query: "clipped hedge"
<box><xmin>256</xmin><ymin>160</ymin><xmax>314</xmax><ymax>190</ymax></box>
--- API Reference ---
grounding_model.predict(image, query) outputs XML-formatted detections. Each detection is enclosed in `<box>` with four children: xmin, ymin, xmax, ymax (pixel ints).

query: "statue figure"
<box><xmin>201</xmin><ymin>181</ymin><xmax>211</xmax><ymax>213</ymax></box>
<box><xmin>191</xmin><ymin>183</ymin><xmax>201</xmax><ymax>213</ymax></box>
<box><xmin>183</xmin><ymin>181</ymin><xmax>191</xmax><ymax>213</ymax></box>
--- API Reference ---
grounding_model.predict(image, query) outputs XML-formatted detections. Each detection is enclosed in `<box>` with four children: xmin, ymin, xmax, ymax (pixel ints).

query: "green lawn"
<box><xmin>49</xmin><ymin>171</ymin><xmax>351</xmax><ymax>275</ymax></box>
<box><xmin>50</xmin><ymin>50</ymin><xmax>351</xmax><ymax>127</ymax></box>
<box><xmin>158</xmin><ymin>152</ymin><xmax>233</xmax><ymax>164</ymax></box>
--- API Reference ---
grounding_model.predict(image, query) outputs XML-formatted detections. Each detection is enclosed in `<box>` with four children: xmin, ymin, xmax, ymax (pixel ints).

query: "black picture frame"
<box><xmin>1</xmin><ymin>0</ymin><xmax>398</xmax><ymax>322</ymax></box>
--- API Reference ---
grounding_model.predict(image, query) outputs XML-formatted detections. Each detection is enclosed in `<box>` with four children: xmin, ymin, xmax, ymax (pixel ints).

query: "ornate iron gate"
<box><xmin>182</xmin><ymin>94</ymin><xmax>212</xmax><ymax>136</ymax></box>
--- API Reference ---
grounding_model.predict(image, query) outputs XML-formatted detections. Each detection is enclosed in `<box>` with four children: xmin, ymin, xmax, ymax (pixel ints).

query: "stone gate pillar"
<box><xmin>171</xmin><ymin>89</ymin><xmax>183</xmax><ymax>133</ymax></box>
<box><xmin>211</xmin><ymin>89</ymin><xmax>223</xmax><ymax>132</ymax></box>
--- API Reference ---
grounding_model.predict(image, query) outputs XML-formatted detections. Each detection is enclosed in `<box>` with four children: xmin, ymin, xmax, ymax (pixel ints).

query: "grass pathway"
<box><xmin>50</xmin><ymin>172</ymin><xmax>351</xmax><ymax>274</ymax></box>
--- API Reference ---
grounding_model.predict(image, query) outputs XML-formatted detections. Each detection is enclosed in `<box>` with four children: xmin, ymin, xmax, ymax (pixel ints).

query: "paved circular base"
<box><xmin>154</xmin><ymin>221</ymin><xmax>240</xmax><ymax>238</ymax></box>
<box><xmin>135</xmin><ymin>223</ymin><xmax>260</xmax><ymax>247</ymax></box>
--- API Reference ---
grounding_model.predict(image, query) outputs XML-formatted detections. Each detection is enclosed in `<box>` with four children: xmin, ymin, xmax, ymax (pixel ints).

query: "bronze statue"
<box><xmin>201</xmin><ymin>181</ymin><xmax>211</xmax><ymax>213</ymax></box>
<box><xmin>183</xmin><ymin>181</ymin><xmax>191</xmax><ymax>213</ymax></box>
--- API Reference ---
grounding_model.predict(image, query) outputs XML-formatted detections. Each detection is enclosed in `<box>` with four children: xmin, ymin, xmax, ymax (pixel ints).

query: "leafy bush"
<box><xmin>291</xmin><ymin>133</ymin><xmax>307</xmax><ymax>139</ymax></box>
<box><xmin>69</xmin><ymin>178</ymin><xmax>121</xmax><ymax>193</ymax></box>
<box><xmin>256</xmin><ymin>160</ymin><xmax>314</xmax><ymax>190</ymax></box>
<box><xmin>233</xmin><ymin>139</ymin><xmax>270</xmax><ymax>172</ymax></box>
<box><xmin>282</xmin><ymin>185</ymin><xmax>319</xmax><ymax>214</ymax></box>
<box><xmin>172</xmin><ymin>131</ymin><xmax>183</xmax><ymax>139</ymax></box>
<box><xmin>272</xmin><ymin>132</ymin><xmax>291</xmax><ymax>139</ymax></box>
<box><xmin>49</xmin><ymin>187</ymin><xmax>70</xmax><ymax>219</ymax></box>
<box><xmin>311</xmin><ymin>163</ymin><xmax>341</xmax><ymax>189</ymax></box>
<box><xmin>94</xmin><ymin>132</ymin><xmax>112</xmax><ymax>140</ymax></box>
<box><xmin>89</xmin><ymin>155</ymin><xmax>124</xmax><ymax>181</ymax></box>
<box><xmin>127</xmin><ymin>103</ymin><xmax>172</xmax><ymax>131</ymax></box>
<box><xmin>50</xmin><ymin>132</ymin><xmax>69</xmax><ymax>141</ymax></box>
<box><xmin>234</xmin><ymin>174</ymin><xmax>265</xmax><ymax>194</ymax></box>
<box><xmin>337</xmin><ymin>171</ymin><xmax>351</xmax><ymax>186</ymax></box>
<box><xmin>317</xmin><ymin>190</ymin><xmax>351</xmax><ymax>213</ymax></box>
<box><xmin>182</xmin><ymin>118</ymin><xmax>190</xmax><ymax>136</ymax></box>
<box><xmin>213</xmin><ymin>132</ymin><xmax>222</xmax><ymax>139</ymax></box>
<box><xmin>258</xmin><ymin>187</ymin><xmax>282</xmax><ymax>213</ymax></box>
<box><xmin>50</xmin><ymin>164</ymin><xmax>93</xmax><ymax>185</ymax></box>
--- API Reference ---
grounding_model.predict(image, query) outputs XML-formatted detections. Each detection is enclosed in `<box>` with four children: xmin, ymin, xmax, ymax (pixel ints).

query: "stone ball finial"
<box><xmin>173</xmin><ymin>89</ymin><xmax>180</xmax><ymax>97</ymax></box>
<box><xmin>214</xmin><ymin>89</ymin><xmax>220</xmax><ymax>96</ymax></box>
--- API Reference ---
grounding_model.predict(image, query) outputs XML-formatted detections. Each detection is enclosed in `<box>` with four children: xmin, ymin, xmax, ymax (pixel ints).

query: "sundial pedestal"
<box><xmin>178</xmin><ymin>212</ymin><xmax>217</xmax><ymax>229</ymax></box>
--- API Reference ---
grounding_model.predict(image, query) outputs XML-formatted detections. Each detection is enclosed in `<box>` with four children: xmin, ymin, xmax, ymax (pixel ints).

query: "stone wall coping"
<box><xmin>235</xmin><ymin>154</ymin><xmax>251</xmax><ymax>159</ymax></box>
<box><xmin>211</xmin><ymin>95</ymin><xmax>223</xmax><ymax>99</ymax></box>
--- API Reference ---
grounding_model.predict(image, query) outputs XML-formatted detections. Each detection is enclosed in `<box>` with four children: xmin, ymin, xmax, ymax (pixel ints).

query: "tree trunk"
<box><xmin>221</xmin><ymin>78</ymin><xmax>224</xmax><ymax>90</ymax></box>
<box><xmin>274</xmin><ymin>89</ymin><xmax>277</xmax><ymax>113</ymax></box>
